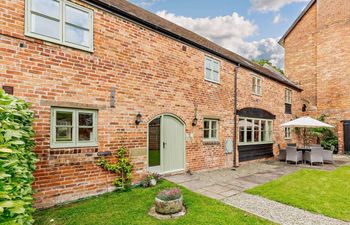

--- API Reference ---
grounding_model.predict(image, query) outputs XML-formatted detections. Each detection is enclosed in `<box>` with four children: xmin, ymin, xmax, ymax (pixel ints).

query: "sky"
<box><xmin>128</xmin><ymin>0</ymin><xmax>310</xmax><ymax>69</ymax></box>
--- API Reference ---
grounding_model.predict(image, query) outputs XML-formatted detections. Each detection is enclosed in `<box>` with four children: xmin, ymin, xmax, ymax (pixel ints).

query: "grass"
<box><xmin>149</xmin><ymin>149</ymin><xmax>160</xmax><ymax>167</ymax></box>
<box><xmin>34</xmin><ymin>180</ymin><xmax>273</xmax><ymax>225</ymax></box>
<box><xmin>246</xmin><ymin>166</ymin><xmax>350</xmax><ymax>222</ymax></box>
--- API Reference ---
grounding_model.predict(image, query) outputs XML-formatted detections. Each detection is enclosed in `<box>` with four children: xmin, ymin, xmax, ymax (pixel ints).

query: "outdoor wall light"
<box><xmin>135</xmin><ymin>113</ymin><xmax>142</xmax><ymax>125</ymax></box>
<box><xmin>192</xmin><ymin>105</ymin><xmax>198</xmax><ymax>126</ymax></box>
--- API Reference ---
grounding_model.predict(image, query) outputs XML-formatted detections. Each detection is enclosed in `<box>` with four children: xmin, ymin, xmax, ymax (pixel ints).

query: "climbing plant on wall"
<box><xmin>0</xmin><ymin>89</ymin><xmax>37</xmax><ymax>225</ymax></box>
<box><xmin>97</xmin><ymin>147</ymin><xmax>134</xmax><ymax>191</ymax></box>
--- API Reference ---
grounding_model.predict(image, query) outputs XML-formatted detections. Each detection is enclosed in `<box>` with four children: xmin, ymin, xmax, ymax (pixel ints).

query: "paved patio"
<box><xmin>166</xmin><ymin>155</ymin><xmax>350</xmax><ymax>225</ymax></box>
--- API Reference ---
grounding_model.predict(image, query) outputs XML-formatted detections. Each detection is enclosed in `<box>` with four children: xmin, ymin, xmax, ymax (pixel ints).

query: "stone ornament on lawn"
<box><xmin>149</xmin><ymin>188</ymin><xmax>186</xmax><ymax>219</ymax></box>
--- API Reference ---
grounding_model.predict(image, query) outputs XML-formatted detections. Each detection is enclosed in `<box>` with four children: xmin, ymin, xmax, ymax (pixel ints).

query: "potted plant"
<box><xmin>141</xmin><ymin>173</ymin><xmax>162</xmax><ymax>188</ymax></box>
<box><xmin>155</xmin><ymin>188</ymin><xmax>183</xmax><ymax>215</ymax></box>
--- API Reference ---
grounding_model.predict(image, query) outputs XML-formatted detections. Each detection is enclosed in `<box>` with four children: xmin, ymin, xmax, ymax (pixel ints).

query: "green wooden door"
<box><xmin>161</xmin><ymin>115</ymin><xmax>185</xmax><ymax>173</ymax></box>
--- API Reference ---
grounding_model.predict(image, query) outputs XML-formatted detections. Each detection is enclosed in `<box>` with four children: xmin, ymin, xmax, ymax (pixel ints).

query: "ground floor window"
<box><xmin>203</xmin><ymin>119</ymin><xmax>219</xmax><ymax>141</ymax></box>
<box><xmin>284</xmin><ymin>127</ymin><xmax>292</xmax><ymax>139</ymax></box>
<box><xmin>50</xmin><ymin>108</ymin><xmax>97</xmax><ymax>148</ymax></box>
<box><xmin>239</xmin><ymin>117</ymin><xmax>272</xmax><ymax>145</ymax></box>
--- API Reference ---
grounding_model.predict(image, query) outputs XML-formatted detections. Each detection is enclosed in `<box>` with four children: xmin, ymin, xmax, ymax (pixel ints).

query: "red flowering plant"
<box><xmin>156</xmin><ymin>188</ymin><xmax>182</xmax><ymax>201</ymax></box>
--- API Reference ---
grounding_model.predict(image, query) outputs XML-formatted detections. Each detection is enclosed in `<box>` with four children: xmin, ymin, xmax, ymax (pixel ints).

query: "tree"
<box><xmin>253</xmin><ymin>59</ymin><xmax>284</xmax><ymax>76</ymax></box>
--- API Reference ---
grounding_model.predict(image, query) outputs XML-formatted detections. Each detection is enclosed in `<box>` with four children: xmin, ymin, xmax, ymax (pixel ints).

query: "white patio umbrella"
<box><xmin>281</xmin><ymin>116</ymin><xmax>334</xmax><ymax>128</ymax></box>
<box><xmin>281</xmin><ymin>116</ymin><xmax>334</xmax><ymax>147</ymax></box>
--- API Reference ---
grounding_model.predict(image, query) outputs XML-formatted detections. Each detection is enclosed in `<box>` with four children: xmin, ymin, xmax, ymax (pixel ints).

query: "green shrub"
<box><xmin>0</xmin><ymin>89</ymin><xmax>37</xmax><ymax>225</ymax></box>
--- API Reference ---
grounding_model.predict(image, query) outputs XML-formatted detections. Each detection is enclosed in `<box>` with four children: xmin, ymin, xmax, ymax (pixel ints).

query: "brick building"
<box><xmin>0</xmin><ymin>0</ymin><xmax>301</xmax><ymax>208</ymax></box>
<box><xmin>280</xmin><ymin>0</ymin><xmax>350</xmax><ymax>154</ymax></box>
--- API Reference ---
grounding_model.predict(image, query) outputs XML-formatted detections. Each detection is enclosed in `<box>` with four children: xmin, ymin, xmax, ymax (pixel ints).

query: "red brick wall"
<box><xmin>285</xmin><ymin>3</ymin><xmax>317</xmax><ymax>109</ymax></box>
<box><xmin>284</xmin><ymin>0</ymin><xmax>350</xmax><ymax>153</ymax></box>
<box><xmin>0</xmin><ymin>0</ymin><xmax>301</xmax><ymax>208</ymax></box>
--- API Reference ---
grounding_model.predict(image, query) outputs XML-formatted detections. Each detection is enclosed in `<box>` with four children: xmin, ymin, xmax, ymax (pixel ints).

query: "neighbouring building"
<box><xmin>0</xmin><ymin>0</ymin><xmax>301</xmax><ymax>208</ymax></box>
<box><xmin>280</xmin><ymin>0</ymin><xmax>350</xmax><ymax>154</ymax></box>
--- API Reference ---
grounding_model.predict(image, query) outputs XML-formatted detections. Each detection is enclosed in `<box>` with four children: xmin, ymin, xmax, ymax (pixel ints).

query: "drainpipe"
<box><xmin>233</xmin><ymin>64</ymin><xmax>240</xmax><ymax>169</ymax></box>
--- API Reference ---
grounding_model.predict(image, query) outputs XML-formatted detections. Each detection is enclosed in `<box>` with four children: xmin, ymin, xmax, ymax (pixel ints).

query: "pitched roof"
<box><xmin>278</xmin><ymin>0</ymin><xmax>316</xmax><ymax>46</ymax></box>
<box><xmin>85</xmin><ymin>0</ymin><xmax>301</xmax><ymax>91</ymax></box>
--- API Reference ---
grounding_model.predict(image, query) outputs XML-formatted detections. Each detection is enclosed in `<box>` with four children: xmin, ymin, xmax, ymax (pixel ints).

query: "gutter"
<box><xmin>83</xmin><ymin>0</ymin><xmax>302</xmax><ymax>92</ymax></box>
<box><xmin>233</xmin><ymin>64</ymin><xmax>240</xmax><ymax>168</ymax></box>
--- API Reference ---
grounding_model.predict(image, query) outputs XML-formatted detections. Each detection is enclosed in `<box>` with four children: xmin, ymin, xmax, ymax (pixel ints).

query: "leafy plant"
<box><xmin>97</xmin><ymin>147</ymin><xmax>133</xmax><ymax>191</ymax></box>
<box><xmin>0</xmin><ymin>89</ymin><xmax>37</xmax><ymax>224</ymax></box>
<box><xmin>140</xmin><ymin>173</ymin><xmax>162</xmax><ymax>188</ymax></box>
<box><xmin>157</xmin><ymin>188</ymin><xmax>182</xmax><ymax>201</ymax></box>
<box><xmin>310</xmin><ymin>115</ymin><xmax>338</xmax><ymax>151</ymax></box>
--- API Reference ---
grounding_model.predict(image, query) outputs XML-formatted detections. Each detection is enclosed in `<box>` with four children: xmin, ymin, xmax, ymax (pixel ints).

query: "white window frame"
<box><xmin>25</xmin><ymin>0</ymin><xmax>94</xmax><ymax>52</ymax></box>
<box><xmin>203</xmin><ymin>119</ymin><xmax>219</xmax><ymax>141</ymax></box>
<box><xmin>50</xmin><ymin>108</ymin><xmax>98</xmax><ymax>148</ymax></box>
<box><xmin>238</xmin><ymin>117</ymin><xmax>273</xmax><ymax>146</ymax></box>
<box><xmin>204</xmin><ymin>56</ymin><xmax>220</xmax><ymax>83</ymax></box>
<box><xmin>284</xmin><ymin>127</ymin><xmax>292</xmax><ymax>140</ymax></box>
<box><xmin>252</xmin><ymin>75</ymin><xmax>262</xmax><ymax>96</ymax></box>
<box><xmin>285</xmin><ymin>88</ymin><xmax>292</xmax><ymax>104</ymax></box>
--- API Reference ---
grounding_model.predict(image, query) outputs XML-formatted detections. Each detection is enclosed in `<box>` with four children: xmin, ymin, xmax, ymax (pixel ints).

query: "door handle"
<box><xmin>163</xmin><ymin>142</ymin><xmax>166</xmax><ymax>149</ymax></box>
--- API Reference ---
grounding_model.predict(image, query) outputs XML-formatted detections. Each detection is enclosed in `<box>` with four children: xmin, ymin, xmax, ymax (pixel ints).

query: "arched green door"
<box><xmin>148</xmin><ymin>115</ymin><xmax>185</xmax><ymax>174</ymax></box>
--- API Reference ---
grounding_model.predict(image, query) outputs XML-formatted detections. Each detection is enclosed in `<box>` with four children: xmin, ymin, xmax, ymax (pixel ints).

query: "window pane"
<box><xmin>79</xmin><ymin>128</ymin><xmax>93</xmax><ymax>141</ymax></box>
<box><xmin>204</xmin><ymin>121</ymin><xmax>210</xmax><ymax>129</ymax></box>
<box><xmin>79</xmin><ymin>113</ymin><xmax>93</xmax><ymax>126</ymax></box>
<box><xmin>213</xmin><ymin>71</ymin><xmax>219</xmax><ymax>82</ymax></box>
<box><xmin>254</xmin><ymin>120</ymin><xmax>259</xmax><ymax>142</ymax></box>
<box><xmin>246</xmin><ymin>119</ymin><xmax>253</xmax><ymax>142</ymax></box>
<box><xmin>261</xmin><ymin>120</ymin><xmax>266</xmax><ymax>142</ymax></box>
<box><xmin>31</xmin><ymin>14</ymin><xmax>60</xmax><ymax>39</ymax></box>
<box><xmin>213</xmin><ymin>61</ymin><xmax>219</xmax><ymax>72</ymax></box>
<box><xmin>205</xmin><ymin>68</ymin><xmax>212</xmax><ymax>79</ymax></box>
<box><xmin>56</xmin><ymin>127</ymin><xmax>72</xmax><ymax>141</ymax></box>
<box><xmin>65</xmin><ymin>24</ymin><xmax>89</xmax><ymax>46</ymax></box>
<box><xmin>211</xmin><ymin>121</ymin><xmax>217</xmax><ymax>130</ymax></box>
<box><xmin>204</xmin><ymin>130</ymin><xmax>210</xmax><ymax>138</ymax></box>
<box><xmin>56</xmin><ymin>111</ymin><xmax>73</xmax><ymax>126</ymax></box>
<box><xmin>65</xmin><ymin>5</ymin><xmax>89</xmax><ymax>29</ymax></box>
<box><xmin>211</xmin><ymin>130</ymin><xmax>217</xmax><ymax>138</ymax></box>
<box><xmin>205</xmin><ymin>58</ymin><xmax>212</xmax><ymax>69</ymax></box>
<box><xmin>32</xmin><ymin>0</ymin><xmax>60</xmax><ymax>18</ymax></box>
<box><xmin>239</xmin><ymin>119</ymin><xmax>245</xmax><ymax>143</ymax></box>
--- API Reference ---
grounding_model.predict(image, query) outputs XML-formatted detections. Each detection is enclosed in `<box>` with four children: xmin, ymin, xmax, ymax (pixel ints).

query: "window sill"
<box><xmin>204</xmin><ymin>79</ymin><xmax>221</xmax><ymax>85</ymax></box>
<box><xmin>50</xmin><ymin>144</ymin><xmax>98</xmax><ymax>149</ymax></box>
<box><xmin>203</xmin><ymin>140</ymin><xmax>220</xmax><ymax>145</ymax></box>
<box><xmin>252</xmin><ymin>93</ymin><xmax>262</xmax><ymax>97</ymax></box>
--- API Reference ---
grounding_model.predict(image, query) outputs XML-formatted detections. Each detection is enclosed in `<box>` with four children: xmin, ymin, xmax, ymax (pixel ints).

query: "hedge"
<box><xmin>0</xmin><ymin>89</ymin><xmax>37</xmax><ymax>225</ymax></box>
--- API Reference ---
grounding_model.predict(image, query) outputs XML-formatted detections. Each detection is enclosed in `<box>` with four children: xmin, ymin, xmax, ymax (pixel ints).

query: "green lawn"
<box><xmin>246</xmin><ymin>166</ymin><xmax>350</xmax><ymax>222</ymax></box>
<box><xmin>34</xmin><ymin>180</ymin><xmax>273</xmax><ymax>225</ymax></box>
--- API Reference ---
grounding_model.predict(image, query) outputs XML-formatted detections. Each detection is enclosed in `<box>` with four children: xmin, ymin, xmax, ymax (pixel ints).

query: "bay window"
<box><xmin>238</xmin><ymin>117</ymin><xmax>273</xmax><ymax>145</ymax></box>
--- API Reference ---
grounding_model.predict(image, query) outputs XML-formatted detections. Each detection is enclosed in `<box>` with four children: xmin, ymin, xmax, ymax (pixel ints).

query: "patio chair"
<box><xmin>278</xmin><ymin>144</ymin><xmax>286</xmax><ymax>161</ymax></box>
<box><xmin>304</xmin><ymin>147</ymin><xmax>324</xmax><ymax>166</ymax></box>
<box><xmin>287</xmin><ymin>143</ymin><xmax>297</xmax><ymax>147</ymax></box>
<box><xmin>323</xmin><ymin>149</ymin><xmax>334</xmax><ymax>164</ymax></box>
<box><xmin>310</xmin><ymin>144</ymin><xmax>321</xmax><ymax>147</ymax></box>
<box><xmin>286</xmin><ymin>146</ymin><xmax>303</xmax><ymax>165</ymax></box>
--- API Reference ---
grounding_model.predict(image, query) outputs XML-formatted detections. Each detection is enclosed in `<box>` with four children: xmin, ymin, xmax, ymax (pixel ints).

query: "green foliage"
<box><xmin>156</xmin><ymin>188</ymin><xmax>182</xmax><ymax>201</ymax></box>
<box><xmin>253</xmin><ymin>59</ymin><xmax>285</xmax><ymax>75</ymax></box>
<box><xmin>97</xmin><ymin>147</ymin><xmax>133</xmax><ymax>191</ymax></box>
<box><xmin>0</xmin><ymin>89</ymin><xmax>37</xmax><ymax>225</ymax></box>
<box><xmin>140</xmin><ymin>172</ymin><xmax>162</xmax><ymax>188</ymax></box>
<box><xmin>310</xmin><ymin>115</ymin><xmax>338</xmax><ymax>150</ymax></box>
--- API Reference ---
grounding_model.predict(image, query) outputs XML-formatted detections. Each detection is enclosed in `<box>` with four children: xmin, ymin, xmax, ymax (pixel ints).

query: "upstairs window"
<box><xmin>51</xmin><ymin>108</ymin><xmax>98</xmax><ymax>148</ymax></box>
<box><xmin>285</xmin><ymin>89</ymin><xmax>292</xmax><ymax>114</ymax></box>
<box><xmin>205</xmin><ymin>56</ymin><xmax>220</xmax><ymax>83</ymax></box>
<box><xmin>203</xmin><ymin>119</ymin><xmax>219</xmax><ymax>141</ymax></box>
<box><xmin>252</xmin><ymin>76</ymin><xmax>262</xmax><ymax>96</ymax></box>
<box><xmin>25</xmin><ymin>0</ymin><xmax>93</xmax><ymax>52</ymax></box>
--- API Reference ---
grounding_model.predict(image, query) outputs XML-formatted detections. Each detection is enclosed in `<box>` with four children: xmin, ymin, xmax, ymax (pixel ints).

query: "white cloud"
<box><xmin>157</xmin><ymin>11</ymin><xmax>284</xmax><ymax>68</ymax></box>
<box><xmin>250</xmin><ymin>0</ymin><xmax>309</xmax><ymax>12</ymax></box>
<box><xmin>273</xmin><ymin>14</ymin><xmax>281</xmax><ymax>24</ymax></box>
